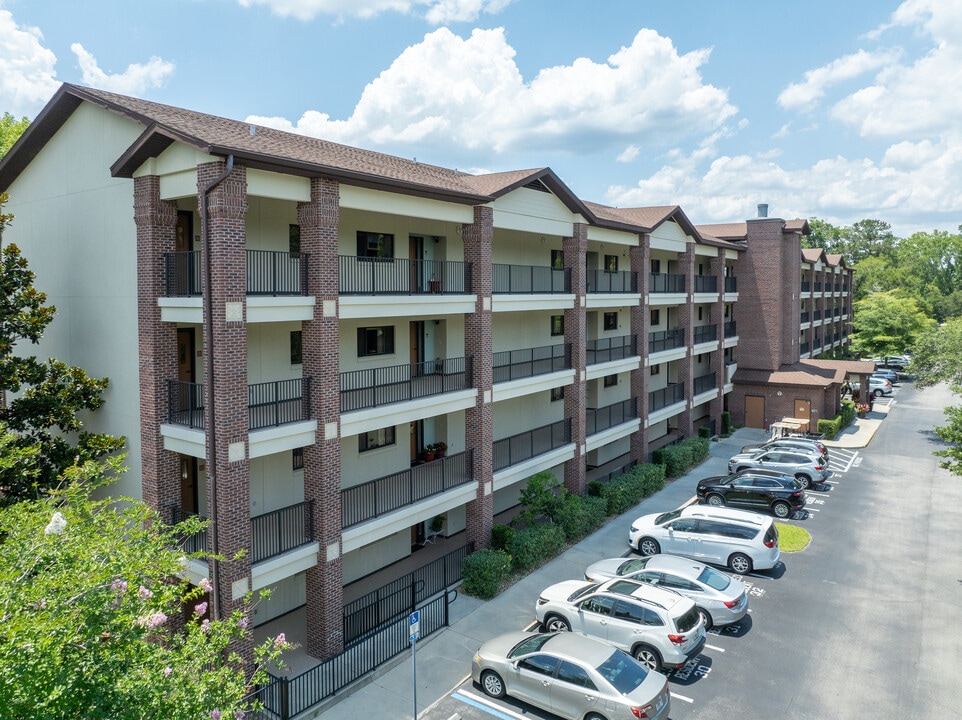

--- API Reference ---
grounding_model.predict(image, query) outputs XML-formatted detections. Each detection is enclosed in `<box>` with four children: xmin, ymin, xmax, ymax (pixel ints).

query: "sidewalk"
<box><xmin>307</xmin><ymin>413</ymin><xmax>883</xmax><ymax>720</ymax></box>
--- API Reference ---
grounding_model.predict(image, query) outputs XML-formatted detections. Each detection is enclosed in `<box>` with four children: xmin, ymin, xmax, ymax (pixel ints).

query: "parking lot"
<box><xmin>321</xmin><ymin>381</ymin><xmax>962</xmax><ymax>720</ymax></box>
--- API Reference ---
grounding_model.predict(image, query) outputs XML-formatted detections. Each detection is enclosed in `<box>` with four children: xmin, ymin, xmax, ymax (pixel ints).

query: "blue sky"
<box><xmin>2</xmin><ymin>0</ymin><xmax>959</xmax><ymax>237</ymax></box>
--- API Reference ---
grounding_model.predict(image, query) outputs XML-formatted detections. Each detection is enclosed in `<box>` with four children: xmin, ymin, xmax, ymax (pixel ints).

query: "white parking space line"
<box><xmin>671</xmin><ymin>691</ymin><xmax>694</xmax><ymax>703</ymax></box>
<box><xmin>454</xmin><ymin>689</ymin><xmax>528</xmax><ymax>720</ymax></box>
<box><xmin>705</xmin><ymin>643</ymin><xmax>725</xmax><ymax>652</ymax></box>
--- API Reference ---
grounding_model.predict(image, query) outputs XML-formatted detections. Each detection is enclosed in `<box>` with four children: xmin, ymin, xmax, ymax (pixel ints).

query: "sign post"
<box><xmin>410</xmin><ymin>611</ymin><xmax>420</xmax><ymax>719</ymax></box>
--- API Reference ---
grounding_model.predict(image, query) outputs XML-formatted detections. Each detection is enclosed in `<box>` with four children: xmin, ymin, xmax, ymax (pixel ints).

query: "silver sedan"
<box><xmin>584</xmin><ymin>553</ymin><xmax>748</xmax><ymax>630</ymax></box>
<box><xmin>472</xmin><ymin>631</ymin><xmax>671</xmax><ymax>720</ymax></box>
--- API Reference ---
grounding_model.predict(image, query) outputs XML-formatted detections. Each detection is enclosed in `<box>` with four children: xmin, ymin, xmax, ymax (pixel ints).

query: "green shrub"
<box><xmin>586</xmin><ymin>480</ymin><xmax>605</xmax><ymax>497</ymax></box>
<box><xmin>508</xmin><ymin>523</ymin><xmax>566</xmax><ymax>572</ymax></box>
<box><xmin>635</xmin><ymin>463</ymin><xmax>666</xmax><ymax>496</ymax></box>
<box><xmin>679</xmin><ymin>437</ymin><xmax>710</xmax><ymax>464</ymax></box>
<box><xmin>654</xmin><ymin>443</ymin><xmax>693</xmax><ymax>478</ymax></box>
<box><xmin>817</xmin><ymin>414</ymin><xmax>843</xmax><ymax>440</ymax></box>
<box><xmin>490</xmin><ymin>523</ymin><xmax>515</xmax><ymax>552</ymax></box>
<box><xmin>518</xmin><ymin>471</ymin><xmax>564</xmax><ymax>525</ymax></box>
<box><xmin>721</xmin><ymin>412</ymin><xmax>732</xmax><ymax>435</ymax></box>
<box><xmin>555</xmin><ymin>493</ymin><xmax>607</xmax><ymax>542</ymax></box>
<box><xmin>698</xmin><ymin>425</ymin><xmax>711</xmax><ymax>438</ymax></box>
<box><xmin>598</xmin><ymin>463</ymin><xmax>666</xmax><ymax>515</ymax></box>
<box><xmin>840</xmin><ymin>399</ymin><xmax>855</xmax><ymax>426</ymax></box>
<box><xmin>461</xmin><ymin>549</ymin><xmax>512</xmax><ymax>599</ymax></box>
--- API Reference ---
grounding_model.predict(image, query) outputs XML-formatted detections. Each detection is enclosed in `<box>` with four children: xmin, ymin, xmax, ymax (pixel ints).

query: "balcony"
<box><xmin>724</xmin><ymin>276</ymin><xmax>737</xmax><ymax>293</ymax></box>
<box><xmin>648</xmin><ymin>383</ymin><xmax>685</xmax><ymax>413</ymax></box>
<box><xmin>649</xmin><ymin>328</ymin><xmax>685</xmax><ymax>354</ymax></box>
<box><xmin>693</xmin><ymin>324</ymin><xmax>718</xmax><ymax>345</ymax></box>
<box><xmin>801</xmin><ymin>280</ymin><xmax>811</xmax><ymax>293</ymax></box>
<box><xmin>171</xmin><ymin>500</ymin><xmax>315</xmax><ymax>565</ymax></box>
<box><xmin>166</xmin><ymin>377</ymin><xmax>312</xmax><ymax>431</ymax></box>
<box><xmin>724</xmin><ymin>321</ymin><xmax>737</xmax><ymax>338</ymax></box>
<box><xmin>814</xmin><ymin>281</ymin><xmax>823</xmax><ymax>292</ymax></box>
<box><xmin>492</xmin><ymin>264</ymin><xmax>570</xmax><ymax>294</ymax></box>
<box><xmin>694</xmin><ymin>275</ymin><xmax>717</xmax><ymax>293</ymax></box>
<box><xmin>649</xmin><ymin>273</ymin><xmax>686</xmax><ymax>294</ymax></box>
<box><xmin>340</xmin><ymin>357</ymin><xmax>473</xmax><ymax>413</ymax></box>
<box><xmin>587</xmin><ymin>335</ymin><xmax>637</xmax><ymax>365</ymax></box>
<box><xmin>164</xmin><ymin>250</ymin><xmax>310</xmax><ymax>297</ymax></box>
<box><xmin>800</xmin><ymin>341</ymin><xmax>810</xmax><ymax>355</ymax></box>
<box><xmin>493</xmin><ymin>344</ymin><xmax>571</xmax><ymax>383</ymax></box>
<box><xmin>493</xmin><ymin>419</ymin><xmax>571</xmax><ymax>472</ymax></box>
<box><xmin>800</xmin><ymin>311</ymin><xmax>810</xmax><ymax>324</ymax></box>
<box><xmin>341</xmin><ymin>450</ymin><xmax>474</xmax><ymax>528</ymax></box>
<box><xmin>587</xmin><ymin>269</ymin><xmax>637</xmax><ymax>293</ymax></box>
<box><xmin>813</xmin><ymin>309</ymin><xmax>822</xmax><ymax>321</ymax></box>
<box><xmin>587</xmin><ymin>398</ymin><xmax>638</xmax><ymax>436</ymax></box>
<box><xmin>338</xmin><ymin>256</ymin><xmax>472</xmax><ymax>295</ymax></box>
<box><xmin>693</xmin><ymin>372</ymin><xmax>718</xmax><ymax>396</ymax></box>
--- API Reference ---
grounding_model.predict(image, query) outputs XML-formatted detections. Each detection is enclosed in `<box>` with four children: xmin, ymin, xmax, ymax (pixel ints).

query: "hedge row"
<box><xmin>817</xmin><ymin>399</ymin><xmax>856</xmax><ymax>439</ymax></box>
<box><xmin>651</xmin><ymin>437</ymin><xmax>710</xmax><ymax>478</ymax></box>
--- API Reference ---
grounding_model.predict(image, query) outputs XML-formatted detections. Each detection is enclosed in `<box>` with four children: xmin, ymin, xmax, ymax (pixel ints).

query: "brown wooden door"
<box><xmin>180</xmin><ymin>456</ymin><xmax>197</xmax><ymax>514</ymax></box>
<box><xmin>177</xmin><ymin>328</ymin><xmax>195</xmax><ymax>383</ymax></box>
<box><xmin>745</xmin><ymin>395</ymin><xmax>765</xmax><ymax>429</ymax></box>
<box><xmin>794</xmin><ymin>399</ymin><xmax>812</xmax><ymax>426</ymax></box>
<box><xmin>176</xmin><ymin>211</ymin><xmax>192</xmax><ymax>251</ymax></box>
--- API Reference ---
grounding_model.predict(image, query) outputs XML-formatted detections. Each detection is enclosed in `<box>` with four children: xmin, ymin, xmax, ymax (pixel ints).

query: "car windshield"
<box><xmin>596</xmin><ymin>649</ymin><xmax>649</xmax><ymax>694</ymax></box>
<box><xmin>568</xmin><ymin>583</ymin><xmax>600</xmax><ymax>602</ymax></box>
<box><xmin>673</xmin><ymin>606</ymin><xmax>701</xmax><ymax>633</ymax></box>
<box><xmin>654</xmin><ymin>509</ymin><xmax>682</xmax><ymax>525</ymax></box>
<box><xmin>507</xmin><ymin>633</ymin><xmax>555</xmax><ymax>659</ymax></box>
<box><xmin>696</xmin><ymin>566</ymin><xmax>731</xmax><ymax>591</ymax></box>
<box><xmin>618</xmin><ymin>558</ymin><xmax>650</xmax><ymax>575</ymax></box>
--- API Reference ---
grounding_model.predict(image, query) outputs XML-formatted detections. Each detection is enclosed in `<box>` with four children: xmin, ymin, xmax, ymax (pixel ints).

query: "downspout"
<box><xmin>199</xmin><ymin>154</ymin><xmax>234</xmax><ymax>621</ymax></box>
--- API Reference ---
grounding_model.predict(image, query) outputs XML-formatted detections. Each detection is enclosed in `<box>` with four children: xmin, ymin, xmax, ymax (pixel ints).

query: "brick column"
<box><xmin>300</xmin><ymin>177</ymin><xmax>345</xmax><ymax>659</ymax></box>
<box><xmin>198</xmin><ymin>162</ymin><xmax>251</xmax><ymax>643</ymax></box>
<box><xmin>630</xmin><ymin>239</ymin><xmax>649</xmax><ymax>463</ymax></box>
<box><xmin>134</xmin><ymin>176</ymin><xmax>181</xmax><ymax>515</ymax></box>
<box><xmin>709</xmin><ymin>255</ymin><xmax>726</xmax><ymax>429</ymax></box>
<box><xmin>562</xmin><ymin>224</ymin><xmax>587</xmax><ymax>495</ymax></box>
<box><xmin>464</xmin><ymin>206</ymin><xmax>494</xmax><ymax>549</ymax></box>
<box><xmin>678</xmin><ymin>245</ymin><xmax>695</xmax><ymax>437</ymax></box>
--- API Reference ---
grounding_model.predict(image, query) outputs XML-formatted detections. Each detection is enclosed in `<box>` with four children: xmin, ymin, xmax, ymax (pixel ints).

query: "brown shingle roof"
<box><xmin>733</xmin><ymin>358</ymin><xmax>872</xmax><ymax>388</ymax></box>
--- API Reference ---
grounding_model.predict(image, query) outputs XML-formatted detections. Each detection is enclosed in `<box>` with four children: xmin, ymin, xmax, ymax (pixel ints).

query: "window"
<box><xmin>551</xmin><ymin>249</ymin><xmax>564</xmax><ymax>270</ymax></box>
<box><xmin>604</xmin><ymin>254</ymin><xmax>618</xmax><ymax>272</ymax></box>
<box><xmin>557</xmin><ymin>661</ymin><xmax>595</xmax><ymax>690</ymax></box>
<box><xmin>518</xmin><ymin>654</ymin><xmax>558</xmax><ymax>677</ymax></box>
<box><xmin>650</xmin><ymin>365</ymin><xmax>660</xmax><ymax>376</ymax></box>
<box><xmin>580</xmin><ymin>595</ymin><xmax>615</xmax><ymax>615</ymax></box>
<box><xmin>650</xmin><ymin>259</ymin><xmax>661</xmax><ymax>274</ymax></box>
<box><xmin>612</xmin><ymin>599</ymin><xmax>646</xmax><ymax>624</ymax></box>
<box><xmin>290</xmin><ymin>330</ymin><xmax>302</xmax><ymax>364</ymax></box>
<box><xmin>289</xmin><ymin>224</ymin><xmax>300</xmax><ymax>253</ymax></box>
<box><xmin>698</xmin><ymin>306</ymin><xmax>703</xmax><ymax>321</ymax></box>
<box><xmin>359</xmin><ymin>426</ymin><xmax>396</xmax><ymax>452</ymax></box>
<box><xmin>551</xmin><ymin>386</ymin><xmax>565</xmax><ymax>402</ymax></box>
<box><xmin>604</xmin><ymin>374</ymin><xmax>617</xmax><ymax>388</ymax></box>
<box><xmin>650</xmin><ymin>309</ymin><xmax>660</xmax><ymax>326</ymax></box>
<box><xmin>357</xmin><ymin>326</ymin><xmax>395</xmax><ymax>356</ymax></box>
<box><xmin>292</xmin><ymin>447</ymin><xmax>304</xmax><ymax>470</ymax></box>
<box><xmin>604</xmin><ymin>312</ymin><xmax>618</xmax><ymax>331</ymax></box>
<box><xmin>551</xmin><ymin>315</ymin><xmax>564</xmax><ymax>336</ymax></box>
<box><xmin>356</xmin><ymin>230</ymin><xmax>394</xmax><ymax>259</ymax></box>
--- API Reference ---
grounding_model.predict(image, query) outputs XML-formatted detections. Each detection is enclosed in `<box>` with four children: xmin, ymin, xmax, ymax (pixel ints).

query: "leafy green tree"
<box><xmin>933</xmin><ymin>398</ymin><xmax>962</xmax><ymax>476</ymax></box>
<box><xmin>850</xmin><ymin>254</ymin><xmax>905</xmax><ymax>302</ymax></box>
<box><xmin>849</xmin><ymin>290</ymin><xmax>934</xmax><ymax>359</ymax></box>
<box><xmin>0</xmin><ymin>112</ymin><xmax>29</xmax><ymax>159</ymax></box>
<box><xmin>0</xmin><ymin>446</ymin><xmax>290</xmax><ymax>720</ymax></box>
<box><xmin>805</xmin><ymin>217</ymin><xmax>843</xmax><ymax>252</ymax></box>
<box><xmin>908</xmin><ymin>318</ymin><xmax>962</xmax><ymax>389</ymax></box>
<box><xmin>518</xmin><ymin>471</ymin><xmax>565</xmax><ymax>525</ymax></box>
<box><xmin>0</xmin><ymin>199</ymin><xmax>125</xmax><ymax>504</ymax></box>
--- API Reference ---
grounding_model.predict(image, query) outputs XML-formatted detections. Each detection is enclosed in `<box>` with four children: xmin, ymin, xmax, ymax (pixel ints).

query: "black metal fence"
<box><xmin>587</xmin><ymin>269</ymin><xmax>637</xmax><ymax>293</ymax></box>
<box><xmin>164</xmin><ymin>250</ymin><xmax>309</xmax><ymax>297</ymax></box>
<box><xmin>341</xmin><ymin>450</ymin><xmax>474</xmax><ymax>528</ymax></box>
<box><xmin>165</xmin><ymin>250</ymin><xmax>202</xmax><ymax>296</ymax></box>
<box><xmin>338</xmin><ymin>256</ymin><xmax>471</xmax><ymax>295</ymax></box>
<box><xmin>340</xmin><ymin>357</ymin><xmax>472</xmax><ymax>413</ymax></box>
<box><xmin>492</xmin><ymin>264</ymin><xmax>570</xmax><ymax>293</ymax></box>
<box><xmin>586</xmin><ymin>335</ymin><xmax>636</xmax><ymax>365</ymax></box>
<box><xmin>693</xmin><ymin>372</ymin><xmax>718</xmax><ymax>395</ymax></box>
<box><xmin>724</xmin><ymin>276</ymin><xmax>737</xmax><ymax>293</ymax></box>
<box><xmin>694</xmin><ymin>275</ymin><xmax>717</xmax><ymax>293</ymax></box>
<box><xmin>649</xmin><ymin>272</ymin><xmax>685</xmax><ymax>293</ymax></box>
<box><xmin>493</xmin><ymin>418</ymin><xmax>571</xmax><ymax>472</ymax></box>
<box><xmin>724</xmin><ymin>321</ymin><xmax>737</xmax><ymax>338</ymax></box>
<box><xmin>648</xmin><ymin>383</ymin><xmax>686</xmax><ymax>413</ymax></box>
<box><xmin>693</xmin><ymin>324</ymin><xmax>718</xmax><ymax>344</ymax></box>
<box><xmin>167</xmin><ymin>380</ymin><xmax>205</xmax><ymax>429</ymax></box>
<box><xmin>586</xmin><ymin>398</ymin><xmax>638</xmax><ymax>436</ymax></box>
<box><xmin>169</xmin><ymin>506</ymin><xmax>207</xmax><ymax>554</ymax></box>
<box><xmin>649</xmin><ymin>328</ymin><xmax>685</xmax><ymax>354</ymax></box>
<box><xmin>250</xmin><ymin>500</ymin><xmax>315</xmax><ymax>564</ymax></box>
<box><xmin>249</xmin><ymin>378</ymin><xmax>312</xmax><ymax>430</ymax></box>
<box><xmin>492</xmin><ymin>343</ymin><xmax>570</xmax><ymax>383</ymax></box>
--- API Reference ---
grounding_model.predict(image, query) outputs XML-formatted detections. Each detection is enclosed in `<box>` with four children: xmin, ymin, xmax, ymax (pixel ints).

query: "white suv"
<box><xmin>535</xmin><ymin>577</ymin><xmax>706</xmax><ymax>672</ymax></box>
<box><xmin>628</xmin><ymin>505</ymin><xmax>781</xmax><ymax>574</ymax></box>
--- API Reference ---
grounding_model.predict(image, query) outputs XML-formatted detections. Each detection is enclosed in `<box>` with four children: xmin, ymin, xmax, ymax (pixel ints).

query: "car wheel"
<box><xmin>480</xmin><ymin>670</ymin><xmax>506</xmax><ymax>699</ymax></box>
<box><xmin>707</xmin><ymin>493</ymin><xmax>725</xmax><ymax>507</ymax></box>
<box><xmin>632</xmin><ymin>644</ymin><xmax>662</xmax><ymax>671</ymax></box>
<box><xmin>638</xmin><ymin>537</ymin><xmax>661</xmax><ymax>557</ymax></box>
<box><xmin>697</xmin><ymin>607</ymin><xmax>713</xmax><ymax>631</ymax></box>
<box><xmin>772</xmin><ymin>501</ymin><xmax>791</xmax><ymax>519</ymax></box>
<box><xmin>585</xmin><ymin>714</ymin><xmax>608</xmax><ymax>720</ymax></box>
<box><xmin>729</xmin><ymin>552</ymin><xmax>753</xmax><ymax>574</ymax></box>
<box><xmin>873</xmin><ymin>388</ymin><xmax>883</xmax><ymax>398</ymax></box>
<box><xmin>794</xmin><ymin>473</ymin><xmax>812</xmax><ymax>490</ymax></box>
<box><xmin>543</xmin><ymin>614</ymin><xmax>571</xmax><ymax>633</ymax></box>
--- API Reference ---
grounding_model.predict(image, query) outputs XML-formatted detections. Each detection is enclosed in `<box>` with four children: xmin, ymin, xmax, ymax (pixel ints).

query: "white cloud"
<box><xmin>0</xmin><ymin>9</ymin><xmax>59</xmax><ymax>118</ymax></box>
<box><xmin>246</xmin><ymin>27</ymin><xmax>736</xmax><ymax>158</ymax></box>
<box><xmin>234</xmin><ymin>0</ymin><xmax>515</xmax><ymax>23</ymax></box>
<box><xmin>70</xmin><ymin>44</ymin><xmax>174</xmax><ymax>95</ymax></box>
<box><xmin>617</xmin><ymin>145</ymin><xmax>641</xmax><ymax>163</ymax></box>
<box><xmin>777</xmin><ymin>49</ymin><xmax>901</xmax><ymax>111</ymax></box>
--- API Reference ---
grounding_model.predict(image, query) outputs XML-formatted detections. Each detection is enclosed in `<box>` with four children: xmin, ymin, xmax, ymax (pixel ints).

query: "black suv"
<box><xmin>696</xmin><ymin>470</ymin><xmax>806</xmax><ymax>518</ymax></box>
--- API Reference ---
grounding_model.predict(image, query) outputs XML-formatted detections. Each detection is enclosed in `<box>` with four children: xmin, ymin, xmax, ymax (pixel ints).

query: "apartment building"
<box><xmin>3</xmin><ymin>84</ymin><xmax>839</xmax><ymax>670</ymax></box>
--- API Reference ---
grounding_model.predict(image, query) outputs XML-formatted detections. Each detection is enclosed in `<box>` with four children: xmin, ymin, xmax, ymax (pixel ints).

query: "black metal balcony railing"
<box><xmin>164</xmin><ymin>250</ymin><xmax>310</xmax><ymax>297</ymax></box>
<box><xmin>586</xmin><ymin>335</ymin><xmax>637</xmax><ymax>365</ymax></box>
<box><xmin>166</xmin><ymin>378</ymin><xmax>311</xmax><ymax>431</ymax></box>
<box><xmin>693</xmin><ymin>324</ymin><xmax>718</xmax><ymax>345</ymax></box>
<box><xmin>341</xmin><ymin>450</ymin><xmax>474</xmax><ymax>529</ymax></box>
<box><xmin>724</xmin><ymin>321</ymin><xmax>737</xmax><ymax>338</ymax></box>
<box><xmin>694</xmin><ymin>275</ymin><xmax>717</xmax><ymax>293</ymax></box>
<box><xmin>169</xmin><ymin>506</ymin><xmax>207</xmax><ymax>554</ymax></box>
<box><xmin>800</xmin><ymin>341</ymin><xmax>810</xmax><ymax>354</ymax></box>
<box><xmin>649</xmin><ymin>272</ymin><xmax>686</xmax><ymax>293</ymax></box>
<box><xmin>493</xmin><ymin>419</ymin><xmax>571</xmax><ymax>472</ymax></box>
<box><xmin>801</xmin><ymin>280</ymin><xmax>811</xmax><ymax>293</ymax></box>
<box><xmin>338</xmin><ymin>256</ymin><xmax>472</xmax><ymax>295</ymax></box>
<box><xmin>648</xmin><ymin>383</ymin><xmax>685</xmax><ymax>413</ymax></box>
<box><xmin>492</xmin><ymin>264</ymin><xmax>570</xmax><ymax>294</ymax></box>
<box><xmin>587</xmin><ymin>269</ymin><xmax>638</xmax><ymax>293</ymax></box>
<box><xmin>649</xmin><ymin>328</ymin><xmax>685</xmax><ymax>354</ymax></box>
<box><xmin>493</xmin><ymin>344</ymin><xmax>571</xmax><ymax>383</ymax></box>
<box><xmin>251</xmin><ymin>500</ymin><xmax>315</xmax><ymax>564</ymax></box>
<box><xmin>693</xmin><ymin>372</ymin><xmax>718</xmax><ymax>395</ymax></box>
<box><xmin>800</xmin><ymin>311</ymin><xmax>810</xmax><ymax>324</ymax></box>
<box><xmin>249</xmin><ymin>378</ymin><xmax>312</xmax><ymax>431</ymax></box>
<box><xmin>813</xmin><ymin>309</ymin><xmax>822</xmax><ymax>321</ymax></box>
<box><xmin>586</xmin><ymin>398</ymin><xmax>638</xmax><ymax>436</ymax></box>
<box><xmin>340</xmin><ymin>357</ymin><xmax>472</xmax><ymax>413</ymax></box>
<box><xmin>814</xmin><ymin>281</ymin><xmax>823</xmax><ymax>292</ymax></box>
<box><xmin>724</xmin><ymin>276</ymin><xmax>737</xmax><ymax>293</ymax></box>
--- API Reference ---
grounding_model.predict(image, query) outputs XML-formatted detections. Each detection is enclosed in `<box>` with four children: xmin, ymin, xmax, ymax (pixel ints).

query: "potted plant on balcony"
<box><xmin>432</xmin><ymin>441</ymin><xmax>447</xmax><ymax>458</ymax></box>
<box><xmin>423</xmin><ymin>445</ymin><xmax>436</xmax><ymax>462</ymax></box>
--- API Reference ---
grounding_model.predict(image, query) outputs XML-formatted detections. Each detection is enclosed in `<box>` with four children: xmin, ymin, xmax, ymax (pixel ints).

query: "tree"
<box><xmin>0</xmin><ymin>445</ymin><xmax>290</xmax><ymax>719</ymax></box>
<box><xmin>848</xmin><ymin>290</ymin><xmax>935</xmax><ymax>359</ymax></box>
<box><xmin>0</xmin><ymin>112</ymin><xmax>29</xmax><ymax>159</ymax></box>
<box><xmin>907</xmin><ymin>318</ymin><xmax>962</xmax><ymax>389</ymax></box>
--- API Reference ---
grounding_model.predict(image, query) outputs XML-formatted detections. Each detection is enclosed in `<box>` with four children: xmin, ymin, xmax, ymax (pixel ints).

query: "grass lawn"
<box><xmin>776</xmin><ymin>522</ymin><xmax>811</xmax><ymax>552</ymax></box>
